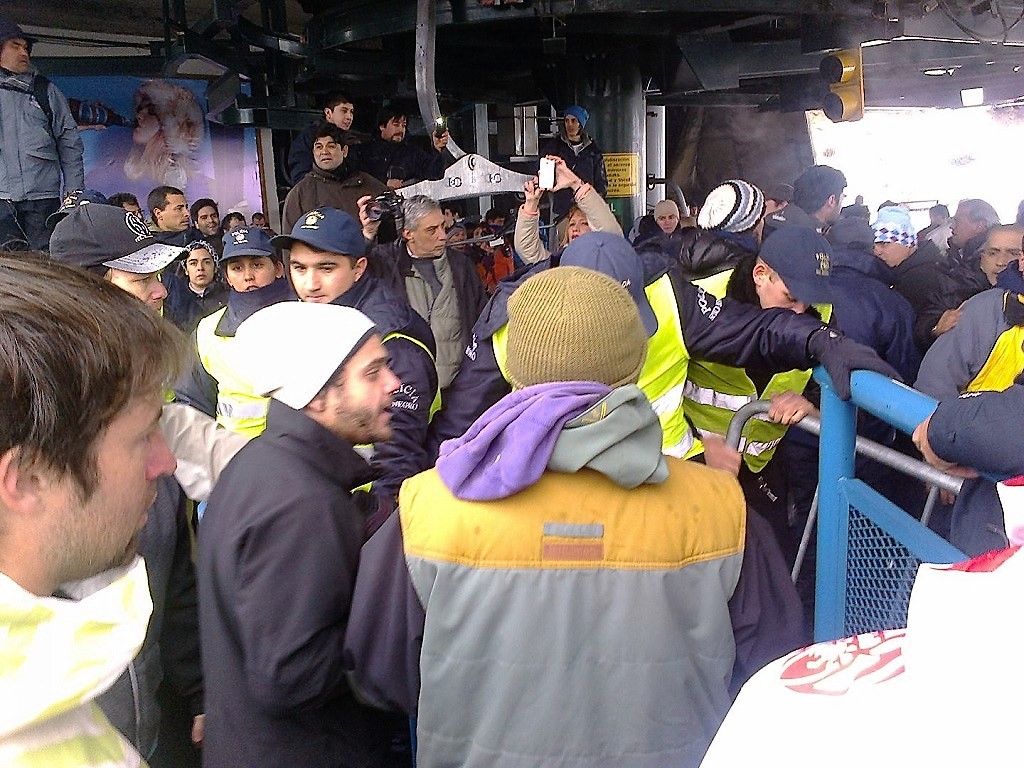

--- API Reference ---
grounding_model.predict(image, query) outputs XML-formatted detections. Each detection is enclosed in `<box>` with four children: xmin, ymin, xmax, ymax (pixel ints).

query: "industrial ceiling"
<box><xmin>11</xmin><ymin>1</ymin><xmax>1024</xmax><ymax>126</ymax></box>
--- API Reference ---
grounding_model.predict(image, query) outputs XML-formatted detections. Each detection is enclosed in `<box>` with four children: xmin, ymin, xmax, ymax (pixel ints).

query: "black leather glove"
<box><xmin>807</xmin><ymin>327</ymin><xmax>902</xmax><ymax>400</ymax></box>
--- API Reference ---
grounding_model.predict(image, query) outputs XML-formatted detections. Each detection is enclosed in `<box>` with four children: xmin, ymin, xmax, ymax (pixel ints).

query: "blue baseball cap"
<box><xmin>0</xmin><ymin>18</ymin><xmax>34</xmax><ymax>48</ymax></box>
<box><xmin>271</xmin><ymin>207</ymin><xmax>366</xmax><ymax>258</ymax></box>
<box><xmin>47</xmin><ymin>188</ymin><xmax>109</xmax><ymax>230</ymax></box>
<box><xmin>560</xmin><ymin>231</ymin><xmax>658</xmax><ymax>336</ymax></box>
<box><xmin>758</xmin><ymin>226</ymin><xmax>833</xmax><ymax>305</ymax></box>
<box><xmin>221</xmin><ymin>225</ymin><xmax>279</xmax><ymax>263</ymax></box>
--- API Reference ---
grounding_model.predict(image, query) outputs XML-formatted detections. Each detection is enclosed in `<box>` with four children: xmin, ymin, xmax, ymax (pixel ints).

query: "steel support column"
<box><xmin>571</xmin><ymin>49</ymin><xmax>644</xmax><ymax>231</ymax></box>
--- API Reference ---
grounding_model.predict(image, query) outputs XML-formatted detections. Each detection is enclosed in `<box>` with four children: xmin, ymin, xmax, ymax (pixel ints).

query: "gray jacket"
<box><xmin>0</xmin><ymin>68</ymin><xmax>84</xmax><ymax>200</ymax></box>
<box><xmin>915</xmin><ymin>288</ymin><xmax>1021</xmax><ymax>401</ymax></box>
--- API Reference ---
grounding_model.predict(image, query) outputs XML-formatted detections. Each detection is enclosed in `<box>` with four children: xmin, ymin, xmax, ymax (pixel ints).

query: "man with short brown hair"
<box><xmin>281</xmin><ymin>124</ymin><xmax>386</xmax><ymax>232</ymax></box>
<box><xmin>0</xmin><ymin>254</ymin><xmax>182</xmax><ymax>765</ymax></box>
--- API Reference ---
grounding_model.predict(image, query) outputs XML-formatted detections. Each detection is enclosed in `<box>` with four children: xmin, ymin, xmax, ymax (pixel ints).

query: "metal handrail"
<box><xmin>812</xmin><ymin>369</ymin><xmax>968</xmax><ymax>640</ymax></box>
<box><xmin>725</xmin><ymin>400</ymin><xmax>963</xmax><ymax>494</ymax></box>
<box><xmin>725</xmin><ymin>390</ymin><xmax>964</xmax><ymax>585</ymax></box>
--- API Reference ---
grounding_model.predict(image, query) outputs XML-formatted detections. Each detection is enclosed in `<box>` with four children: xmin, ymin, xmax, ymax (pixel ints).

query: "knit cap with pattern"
<box><xmin>872</xmin><ymin>205</ymin><xmax>918</xmax><ymax>247</ymax></box>
<box><xmin>697</xmin><ymin>179</ymin><xmax>765</xmax><ymax>233</ymax></box>
<box><xmin>505</xmin><ymin>266</ymin><xmax>648</xmax><ymax>390</ymax></box>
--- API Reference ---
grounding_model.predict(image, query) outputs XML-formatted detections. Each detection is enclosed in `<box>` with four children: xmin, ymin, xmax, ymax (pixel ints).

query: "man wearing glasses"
<box><xmin>915</xmin><ymin>226</ymin><xmax>1024</xmax><ymax>401</ymax></box>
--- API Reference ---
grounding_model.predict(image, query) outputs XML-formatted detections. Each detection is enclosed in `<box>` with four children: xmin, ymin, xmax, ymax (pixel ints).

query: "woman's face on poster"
<box><xmin>134</xmin><ymin>100</ymin><xmax>160</xmax><ymax>144</ymax></box>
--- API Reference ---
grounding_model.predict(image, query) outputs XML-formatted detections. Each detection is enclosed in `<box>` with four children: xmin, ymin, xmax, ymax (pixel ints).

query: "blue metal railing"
<box><xmin>813</xmin><ymin>368</ymin><xmax>966</xmax><ymax>641</ymax></box>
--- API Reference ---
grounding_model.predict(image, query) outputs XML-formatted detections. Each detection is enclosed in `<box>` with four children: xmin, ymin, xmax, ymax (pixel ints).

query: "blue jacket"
<box><xmin>996</xmin><ymin>263</ymin><xmax>1024</xmax><ymax>294</ymax></box>
<box><xmin>928</xmin><ymin>385</ymin><xmax>1024</xmax><ymax>556</ymax></box>
<box><xmin>332</xmin><ymin>275</ymin><xmax>439</xmax><ymax>529</ymax></box>
<box><xmin>829</xmin><ymin>241</ymin><xmax>921</xmax><ymax>384</ymax></box>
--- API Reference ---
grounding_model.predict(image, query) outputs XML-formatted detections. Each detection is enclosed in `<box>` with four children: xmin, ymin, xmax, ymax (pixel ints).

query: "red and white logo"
<box><xmin>778</xmin><ymin>629</ymin><xmax>905</xmax><ymax>696</ymax></box>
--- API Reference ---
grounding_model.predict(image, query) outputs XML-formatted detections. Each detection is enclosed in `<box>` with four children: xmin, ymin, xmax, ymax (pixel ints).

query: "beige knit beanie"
<box><xmin>506</xmin><ymin>266</ymin><xmax>648</xmax><ymax>390</ymax></box>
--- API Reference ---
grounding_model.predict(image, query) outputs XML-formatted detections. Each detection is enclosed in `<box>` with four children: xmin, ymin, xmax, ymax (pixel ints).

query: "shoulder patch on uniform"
<box><xmin>392</xmin><ymin>383</ymin><xmax>420</xmax><ymax>411</ymax></box>
<box><xmin>696</xmin><ymin>287</ymin><xmax>722</xmax><ymax>321</ymax></box>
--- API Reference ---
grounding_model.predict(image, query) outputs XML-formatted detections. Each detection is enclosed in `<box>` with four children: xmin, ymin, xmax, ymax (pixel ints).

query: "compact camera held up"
<box><xmin>366</xmin><ymin>190</ymin><xmax>405</xmax><ymax>222</ymax></box>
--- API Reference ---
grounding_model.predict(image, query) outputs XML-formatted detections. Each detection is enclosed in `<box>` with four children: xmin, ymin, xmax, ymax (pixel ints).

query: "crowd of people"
<box><xmin>2</xmin><ymin>12</ymin><xmax>1024</xmax><ymax>768</ymax></box>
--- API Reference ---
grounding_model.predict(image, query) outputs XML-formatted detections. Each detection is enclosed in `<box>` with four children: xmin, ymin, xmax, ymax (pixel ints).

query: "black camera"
<box><xmin>366</xmin><ymin>191</ymin><xmax>404</xmax><ymax>222</ymax></box>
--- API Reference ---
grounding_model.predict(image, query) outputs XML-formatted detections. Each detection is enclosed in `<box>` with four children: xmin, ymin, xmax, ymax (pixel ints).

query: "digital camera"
<box><xmin>366</xmin><ymin>191</ymin><xmax>404</xmax><ymax>222</ymax></box>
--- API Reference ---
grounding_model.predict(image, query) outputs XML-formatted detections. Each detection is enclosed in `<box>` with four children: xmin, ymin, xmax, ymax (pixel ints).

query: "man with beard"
<box><xmin>189</xmin><ymin>197</ymin><xmax>223</xmax><ymax>256</ymax></box>
<box><xmin>198</xmin><ymin>301</ymin><xmax>409</xmax><ymax>768</ymax></box>
<box><xmin>763</xmin><ymin>165</ymin><xmax>846</xmax><ymax>236</ymax></box>
<box><xmin>357</xmin><ymin>105</ymin><xmax>449</xmax><ymax>189</ymax></box>
<box><xmin>282</xmin><ymin>123</ymin><xmax>386</xmax><ymax>232</ymax></box>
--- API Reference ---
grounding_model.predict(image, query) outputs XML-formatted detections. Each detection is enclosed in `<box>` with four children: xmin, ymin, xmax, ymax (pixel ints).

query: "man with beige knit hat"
<box><xmin>345</xmin><ymin>266</ymin><xmax>748</xmax><ymax>768</ymax></box>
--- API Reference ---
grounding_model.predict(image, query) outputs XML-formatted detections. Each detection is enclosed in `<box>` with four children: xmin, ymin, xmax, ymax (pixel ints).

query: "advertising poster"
<box><xmin>50</xmin><ymin>76</ymin><xmax>262</xmax><ymax>218</ymax></box>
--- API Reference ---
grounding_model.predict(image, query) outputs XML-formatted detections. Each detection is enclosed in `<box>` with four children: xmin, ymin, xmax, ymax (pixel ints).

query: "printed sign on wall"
<box><xmin>604</xmin><ymin>153</ymin><xmax>639</xmax><ymax>198</ymax></box>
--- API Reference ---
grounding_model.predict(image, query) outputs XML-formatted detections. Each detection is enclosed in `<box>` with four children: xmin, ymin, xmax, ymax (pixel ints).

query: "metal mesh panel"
<box><xmin>843</xmin><ymin>505</ymin><xmax>920</xmax><ymax>636</ymax></box>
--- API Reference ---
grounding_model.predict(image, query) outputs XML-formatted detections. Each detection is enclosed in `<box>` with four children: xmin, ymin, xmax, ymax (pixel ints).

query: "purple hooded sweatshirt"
<box><xmin>435</xmin><ymin>381</ymin><xmax>611</xmax><ymax>501</ymax></box>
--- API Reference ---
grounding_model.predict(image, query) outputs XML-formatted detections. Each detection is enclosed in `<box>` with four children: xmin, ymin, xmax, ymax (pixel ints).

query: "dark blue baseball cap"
<box><xmin>0</xmin><ymin>18</ymin><xmax>34</xmax><ymax>48</ymax></box>
<box><xmin>560</xmin><ymin>231</ymin><xmax>658</xmax><ymax>337</ymax></box>
<box><xmin>47</xmin><ymin>188</ymin><xmax>109</xmax><ymax>230</ymax></box>
<box><xmin>221</xmin><ymin>225</ymin><xmax>279</xmax><ymax>263</ymax></box>
<box><xmin>758</xmin><ymin>226</ymin><xmax>833</xmax><ymax>305</ymax></box>
<box><xmin>271</xmin><ymin>207</ymin><xmax>367</xmax><ymax>258</ymax></box>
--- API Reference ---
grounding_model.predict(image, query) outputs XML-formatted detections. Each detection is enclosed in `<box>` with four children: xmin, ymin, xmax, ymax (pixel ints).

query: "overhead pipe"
<box><xmin>416</xmin><ymin>0</ymin><xmax>467</xmax><ymax>159</ymax></box>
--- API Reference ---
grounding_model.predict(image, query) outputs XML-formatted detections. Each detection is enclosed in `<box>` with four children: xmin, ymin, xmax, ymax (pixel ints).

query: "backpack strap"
<box><xmin>0</xmin><ymin>73</ymin><xmax>56</xmax><ymax>139</ymax></box>
<box><xmin>33</xmin><ymin>74</ymin><xmax>56</xmax><ymax>139</ymax></box>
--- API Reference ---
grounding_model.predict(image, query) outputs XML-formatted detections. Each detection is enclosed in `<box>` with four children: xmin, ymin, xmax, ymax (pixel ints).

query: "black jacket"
<box><xmin>356</xmin><ymin>137</ymin><xmax>446</xmax><ymax>186</ymax></box>
<box><xmin>762</xmin><ymin>203</ymin><xmax>822</xmax><ymax>237</ymax></box>
<box><xmin>163</xmin><ymin>271</ymin><xmax>228</xmax><ymax>333</ymax></box>
<box><xmin>896</xmin><ymin>239</ymin><xmax>990</xmax><ymax>354</ymax></box>
<box><xmin>366</xmin><ymin>239</ymin><xmax>487</xmax><ymax>356</ymax></box>
<box><xmin>539</xmin><ymin>131</ymin><xmax>608</xmax><ymax>217</ymax></box>
<box><xmin>890</xmin><ymin>240</ymin><xmax>949</xmax><ymax>313</ymax></box>
<box><xmin>659</xmin><ymin>228</ymin><xmax>758</xmax><ymax>283</ymax></box>
<box><xmin>334</xmin><ymin>275</ymin><xmax>438</xmax><ymax>529</ymax></box>
<box><xmin>152</xmin><ymin>226</ymin><xmax>205</xmax><ymax>248</ymax></box>
<box><xmin>198</xmin><ymin>400</ymin><xmax>405</xmax><ymax>768</ymax></box>
<box><xmin>427</xmin><ymin>262</ymin><xmax>836</xmax><ymax>458</ymax></box>
<box><xmin>97</xmin><ymin>475</ymin><xmax>202</xmax><ymax>759</ymax></box>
